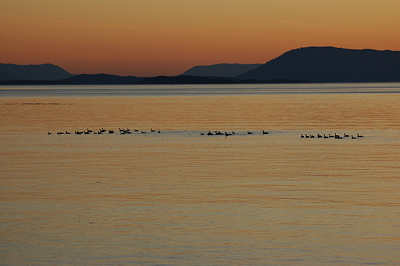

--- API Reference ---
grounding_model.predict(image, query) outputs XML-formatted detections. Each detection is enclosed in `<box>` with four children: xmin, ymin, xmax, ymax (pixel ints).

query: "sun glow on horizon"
<box><xmin>1</xmin><ymin>0</ymin><xmax>399</xmax><ymax>76</ymax></box>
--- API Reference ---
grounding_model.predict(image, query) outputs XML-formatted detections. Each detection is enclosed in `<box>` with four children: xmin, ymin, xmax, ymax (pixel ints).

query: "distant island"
<box><xmin>0</xmin><ymin>63</ymin><xmax>74</xmax><ymax>81</ymax></box>
<box><xmin>181</xmin><ymin>63</ymin><xmax>262</xmax><ymax>77</ymax></box>
<box><xmin>1</xmin><ymin>47</ymin><xmax>399</xmax><ymax>84</ymax></box>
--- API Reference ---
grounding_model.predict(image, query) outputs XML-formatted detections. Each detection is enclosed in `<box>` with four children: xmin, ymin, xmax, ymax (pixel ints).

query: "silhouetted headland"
<box><xmin>237</xmin><ymin>47</ymin><xmax>400</xmax><ymax>82</ymax></box>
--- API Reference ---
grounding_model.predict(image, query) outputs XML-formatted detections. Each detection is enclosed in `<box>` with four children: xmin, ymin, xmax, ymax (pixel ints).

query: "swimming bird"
<box><xmin>357</xmin><ymin>133</ymin><xmax>364</xmax><ymax>138</ymax></box>
<box><xmin>301</xmin><ymin>134</ymin><xmax>304</xmax><ymax>138</ymax></box>
<box><xmin>48</xmin><ymin>131</ymin><xmax>51</xmax><ymax>135</ymax></box>
<box><xmin>351</xmin><ymin>135</ymin><xmax>357</xmax><ymax>139</ymax></box>
<box><xmin>247</xmin><ymin>131</ymin><xmax>252</xmax><ymax>134</ymax></box>
<box><xmin>344</xmin><ymin>133</ymin><xmax>349</xmax><ymax>138</ymax></box>
<box><xmin>262</xmin><ymin>130</ymin><xmax>269</xmax><ymax>134</ymax></box>
<box><xmin>207</xmin><ymin>131</ymin><xmax>213</xmax><ymax>136</ymax></box>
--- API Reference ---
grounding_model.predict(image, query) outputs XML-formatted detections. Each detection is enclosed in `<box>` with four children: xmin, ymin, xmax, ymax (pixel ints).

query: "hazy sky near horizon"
<box><xmin>1</xmin><ymin>0</ymin><xmax>399</xmax><ymax>76</ymax></box>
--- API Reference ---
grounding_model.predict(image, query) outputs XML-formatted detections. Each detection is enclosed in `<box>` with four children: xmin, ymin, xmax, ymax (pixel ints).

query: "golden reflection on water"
<box><xmin>1</xmin><ymin>92</ymin><xmax>400</xmax><ymax>265</ymax></box>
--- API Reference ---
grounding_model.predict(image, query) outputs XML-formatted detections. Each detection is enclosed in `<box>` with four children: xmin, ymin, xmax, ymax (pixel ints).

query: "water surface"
<box><xmin>1</xmin><ymin>84</ymin><xmax>399</xmax><ymax>265</ymax></box>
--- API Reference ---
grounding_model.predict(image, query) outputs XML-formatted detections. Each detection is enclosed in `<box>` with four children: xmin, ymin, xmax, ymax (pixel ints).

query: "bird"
<box><xmin>48</xmin><ymin>131</ymin><xmax>51</xmax><ymax>135</ymax></box>
<box><xmin>247</xmin><ymin>131</ymin><xmax>252</xmax><ymax>134</ymax></box>
<box><xmin>357</xmin><ymin>133</ymin><xmax>364</xmax><ymax>138</ymax></box>
<box><xmin>262</xmin><ymin>130</ymin><xmax>269</xmax><ymax>134</ymax></box>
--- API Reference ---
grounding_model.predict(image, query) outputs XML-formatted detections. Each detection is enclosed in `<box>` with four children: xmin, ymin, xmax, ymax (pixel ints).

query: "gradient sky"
<box><xmin>1</xmin><ymin>0</ymin><xmax>399</xmax><ymax>76</ymax></box>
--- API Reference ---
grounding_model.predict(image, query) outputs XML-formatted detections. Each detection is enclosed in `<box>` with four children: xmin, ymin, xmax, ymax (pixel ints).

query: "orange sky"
<box><xmin>1</xmin><ymin>0</ymin><xmax>399</xmax><ymax>76</ymax></box>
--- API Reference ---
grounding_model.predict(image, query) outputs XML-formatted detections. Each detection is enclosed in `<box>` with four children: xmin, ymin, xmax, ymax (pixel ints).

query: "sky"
<box><xmin>1</xmin><ymin>0</ymin><xmax>400</xmax><ymax>77</ymax></box>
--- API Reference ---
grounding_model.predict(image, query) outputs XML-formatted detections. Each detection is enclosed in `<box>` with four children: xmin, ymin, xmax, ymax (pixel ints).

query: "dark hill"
<box><xmin>237</xmin><ymin>47</ymin><xmax>400</xmax><ymax>82</ymax></box>
<box><xmin>182</xmin><ymin>63</ymin><xmax>262</xmax><ymax>77</ymax></box>
<box><xmin>138</xmin><ymin>75</ymin><xmax>236</xmax><ymax>84</ymax></box>
<box><xmin>0</xmin><ymin>63</ymin><xmax>74</xmax><ymax>81</ymax></box>
<box><xmin>61</xmin><ymin>74</ymin><xmax>144</xmax><ymax>84</ymax></box>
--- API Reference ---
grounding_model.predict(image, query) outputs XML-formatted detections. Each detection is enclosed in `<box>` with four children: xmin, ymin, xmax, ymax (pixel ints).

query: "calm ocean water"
<box><xmin>1</xmin><ymin>83</ymin><xmax>399</xmax><ymax>265</ymax></box>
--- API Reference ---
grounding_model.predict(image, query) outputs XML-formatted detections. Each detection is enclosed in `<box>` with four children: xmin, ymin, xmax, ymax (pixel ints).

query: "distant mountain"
<box><xmin>0</xmin><ymin>63</ymin><xmax>74</xmax><ymax>81</ymax></box>
<box><xmin>182</xmin><ymin>63</ymin><xmax>262</xmax><ymax>77</ymax></box>
<box><xmin>237</xmin><ymin>47</ymin><xmax>400</xmax><ymax>82</ymax></box>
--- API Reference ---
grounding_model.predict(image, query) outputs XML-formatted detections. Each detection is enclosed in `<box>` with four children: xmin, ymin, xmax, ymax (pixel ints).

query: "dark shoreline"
<box><xmin>0</xmin><ymin>75</ymin><xmax>311</xmax><ymax>85</ymax></box>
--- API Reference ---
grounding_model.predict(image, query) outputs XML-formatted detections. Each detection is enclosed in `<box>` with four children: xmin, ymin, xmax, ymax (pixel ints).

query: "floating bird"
<box><xmin>262</xmin><ymin>130</ymin><xmax>269</xmax><ymax>134</ymax></box>
<box><xmin>357</xmin><ymin>133</ymin><xmax>364</xmax><ymax>138</ymax></box>
<box><xmin>48</xmin><ymin>131</ymin><xmax>51</xmax><ymax>135</ymax></box>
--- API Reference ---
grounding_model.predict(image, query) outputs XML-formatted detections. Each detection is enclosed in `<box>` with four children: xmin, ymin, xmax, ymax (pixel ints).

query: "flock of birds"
<box><xmin>301</xmin><ymin>132</ymin><xmax>364</xmax><ymax>139</ymax></box>
<box><xmin>47</xmin><ymin>128</ymin><xmax>270</xmax><ymax>136</ymax></box>
<box><xmin>48</xmin><ymin>129</ymin><xmax>364</xmax><ymax>139</ymax></box>
<box><xmin>48</xmin><ymin>128</ymin><xmax>161</xmax><ymax>135</ymax></box>
<box><xmin>200</xmin><ymin>130</ymin><xmax>269</xmax><ymax>136</ymax></box>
